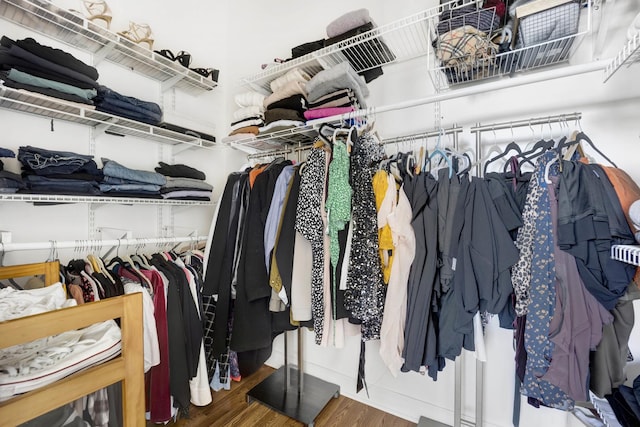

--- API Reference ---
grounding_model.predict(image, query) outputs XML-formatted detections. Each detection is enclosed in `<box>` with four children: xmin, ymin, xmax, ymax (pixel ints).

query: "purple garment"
<box><xmin>540</xmin><ymin>177</ymin><xmax>613</xmax><ymax>401</ymax></box>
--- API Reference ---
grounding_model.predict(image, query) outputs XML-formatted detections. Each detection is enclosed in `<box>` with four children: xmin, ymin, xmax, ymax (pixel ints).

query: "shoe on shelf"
<box><xmin>153</xmin><ymin>49</ymin><xmax>192</xmax><ymax>68</ymax></box>
<box><xmin>117</xmin><ymin>21</ymin><xmax>154</xmax><ymax>50</ymax></box>
<box><xmin>69</xmin><ymin>0</ymin><xmax>112</xmax><ymax>29</ymax></box>
<box><xmin>191</xmin><ymin>67</ymin><xmax>219</xmax><ymax>82</ymax></box>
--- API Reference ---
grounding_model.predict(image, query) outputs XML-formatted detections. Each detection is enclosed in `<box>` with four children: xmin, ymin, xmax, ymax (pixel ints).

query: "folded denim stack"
<box><xmin>154</xmin><ymin>162</ymin><xmax>212</xmax><ymax>201</ymax></box>
<box><xmin>94</xmin><ymin>86</ymin><xmax>163</xmax><ymax>125</ymax></box>
<box><xmin>101</xmin><ymin>158</ymin><xmax>165</xmax><ymax>198</ymax></box>
<box><xmin>0</xmin><ymin>36</ymin><xmax>99</xmax><ymax>106</ymax></box>
<box><xmin>17</xmin><ymin>146</ymin><xmax>101</xmax><ymax>196</ymax></box>
<box><xmin>304</xmin><ymin>62</ymin><xmax>368</xmax><ymax>121</ymax></box>
<box><xmin>260</xmin><ymin>68</ymin><xmax>309</xmax><ymax>134</ymax></box>
<box><xmin>229</xmin><ymin>91</ymin><xmax>265</xmax><ymax>136</ymax></box>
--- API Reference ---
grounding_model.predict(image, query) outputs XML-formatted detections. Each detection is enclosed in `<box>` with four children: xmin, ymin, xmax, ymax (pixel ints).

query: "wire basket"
<box><xmin>431</xmin><ymin>0</ymin><xmax>586</xmax><ymax>88</ymax></box>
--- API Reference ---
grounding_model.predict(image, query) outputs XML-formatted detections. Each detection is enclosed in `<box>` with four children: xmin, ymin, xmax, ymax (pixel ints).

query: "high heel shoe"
<box><xmin>117</xmin><ymin>22</ymin><xmax>154</xmax><ymax>50</ymax></box>
<box><xmin>69</xmin><ymin>0</ymin><xmax>112</xmax><ymax>29</ymax></box>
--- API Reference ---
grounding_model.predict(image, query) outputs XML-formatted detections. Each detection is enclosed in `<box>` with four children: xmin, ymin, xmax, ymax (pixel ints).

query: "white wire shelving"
<box><xmin>604</xmin><ymin>32</ymin><xmax>640</xmax><ymax>83</ymax></box>
<box><xmin>223</xmin><ymin>121</ymin><xmax>339</xmax><ymax>152</ymax></box>
<box><xmin>430</xmin><ymin>1</ymin><xmax>592</xmax><ymax>91</ymax></box>
<box><xmin>0</xmin><ymin>193</ymin><xmax>214</xmax><ymax>206</ymax></box>
<box><xmin>0</xmin><ymin>85</ymin><xmax>217</xmax><ymax>149</ymax></box>
<box><xmin>239</xmin><ymin>1</ymin><xmax>459</xmax><ymax>93</ymax></box>
<box><xmin>611</xmin><ymin>244</ymin><xmax>640</xmax><ymax>267</ymax></box>
<box><xmin>0</xmin><ymin>0</ymin><xmax>217</xmax><ymax>94</ymax></box>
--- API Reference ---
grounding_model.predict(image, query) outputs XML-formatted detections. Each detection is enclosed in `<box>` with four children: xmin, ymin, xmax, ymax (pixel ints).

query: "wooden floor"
<box><xmin>154</xmin><ymin>365</ymin><xmax>416</xmax><ymax>427</ymax></box>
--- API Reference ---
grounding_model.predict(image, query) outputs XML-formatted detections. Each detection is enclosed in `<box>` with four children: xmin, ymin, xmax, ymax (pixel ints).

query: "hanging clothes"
<box><xmin>401</xmin><ymin>171</ymin><xmax>442</xmax><ymax>378</ymax></box>
<box><xmin>295</xmin><ymin>146</ymin><xmax>329</xmax><ymax>344</ymax></box>
<box><xmin>233</xmin><ymin>160</ymin><xmax>293</xmax><ymax>376</ymax></box>
<box><xmin>379</xmin><ymin>175</ymin><xmax>415</xmax><ymax>375</ymax></box>
<box><xmin>344</xmin><ymin>132</ymin><xmax>386</xmax><ymax>341</ymax></box>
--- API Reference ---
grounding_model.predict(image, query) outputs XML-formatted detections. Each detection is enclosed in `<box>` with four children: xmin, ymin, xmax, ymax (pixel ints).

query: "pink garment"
<box><xmin>303</xmin><ymin>106</ymin><xmax>355</xmax><ymax>120</ymax></box>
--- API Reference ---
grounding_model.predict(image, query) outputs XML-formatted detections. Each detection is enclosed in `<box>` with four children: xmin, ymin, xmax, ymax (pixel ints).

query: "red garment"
<box><xmin>145</xmin><ymin>270</ymin><xmax>172</xmax><ymax>423</ymax></box>
<box><xmin>118</xmin><ymin>267</ymin><xmax>172</xmax><ymax>422</ymax></box>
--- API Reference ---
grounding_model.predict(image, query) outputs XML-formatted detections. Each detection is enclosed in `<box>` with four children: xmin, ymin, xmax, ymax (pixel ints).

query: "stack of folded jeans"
<box><xmin>101</xmin><ymin>159</ymin><xmax>166</xmax><ymax>198</ymax></box>
<box><xmin>94</xmin><ymin>86</ymin><xmax>163</xmax><ymax>125</ymax></box>
<box><xmin>0</xmin><ymin>36</ymin><xmax>98</xmax><ymax>105</ymax></box>
<box><xmin>18</xmin><ymin>146</ymin><xmax>101</xmax><ymax>195</ymax></box>
<box><xmin>154</xmin><ymin>162</ymin><xmax>213</xmax><ymax>201</ymax></box>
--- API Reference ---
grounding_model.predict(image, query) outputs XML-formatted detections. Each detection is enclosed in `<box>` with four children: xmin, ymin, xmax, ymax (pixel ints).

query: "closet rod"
<box><xmin>381</xmin><ymin>125</ymin><xmax>463</xmax><ymax>146</ymax></box>
<box><xmin>306</xmin><ymin>60</ymin><xmax>607</xmax><ymax>126</ymax></box>
<box><xmin>0</xmin><ymin>235</ymin><xmax>207</xmax><ymax>253</ymax></box>
<box><xmin>470</xmin><ymin>112</ymin><xmax>582</xmax><ymax>133</ymax></box>
<box><xmin>247</xmin><ymin>148</ymin><xmax>293</xmax><ymax>160</ymax></box>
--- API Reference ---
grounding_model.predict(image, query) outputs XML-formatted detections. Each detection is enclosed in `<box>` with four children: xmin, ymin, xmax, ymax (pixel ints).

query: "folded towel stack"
<box><xmin>230</xmin><ymin>91</ymin><xmax>266</xmax><ymax>136</ymax></box>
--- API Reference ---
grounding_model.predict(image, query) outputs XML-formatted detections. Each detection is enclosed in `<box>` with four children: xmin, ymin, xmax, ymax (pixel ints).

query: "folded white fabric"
<box><xmin>0</xmin><ymin>320</ymin><xmax>122</xmax><ymax>401</ymax></box>
<box><xmin>263</xmin><ymin>80</ymin><xmax>308</xmax><ymax>109</ymax></box>
<box><xmin>0</xmin><ymin>283</ymin><xmax>75</xmax><ymax>323</ymax></box>
<box><xmin>326</xmin><ymin>8</ymin><xmax>372</xmax><ymax>38</ymax></box>
<box><xmin>234</xmin><ymin>91</ymin><xmax>265</xmax><ymax>108</ymax></box>
<box><xmin>270</xmin><ymin>68</ymin><xmax>312</xmax><ymax>94</ymax></box>
<box><xmin>232</xmin><ymin>105</ymin><xmax>265</xmax><ymax>122</ymax></box>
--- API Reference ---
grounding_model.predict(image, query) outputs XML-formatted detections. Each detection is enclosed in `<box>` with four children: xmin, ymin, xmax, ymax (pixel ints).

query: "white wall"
<box><xmin>223</xmin><ymin>1</ymin><xmax>640</xmax><ymax>426</ymax></box>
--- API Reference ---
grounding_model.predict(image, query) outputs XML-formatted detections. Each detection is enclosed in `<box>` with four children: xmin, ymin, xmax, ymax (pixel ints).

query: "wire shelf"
<box><xmin>224</xmin><ymin>124</ymin><xmax>324</xmax><ymax>152</ymax></box>
<box><xmin>611</xmin><ymin>244</ymin><xmax>640</xmax><ymax>267</ymax></box>
<box><xmin>430</xmin><ymin>0</ymin><xmax>590</xmax><ymax>90</ymax></box>
<box><xmin>238</xmin><ymin>1</ymin><xmax>470</xmax><ymax>93</ymax></box>
<box><xmin>0</xmin><ymin>193</ymin><xmax>215</xmax><ymax>206</ymax></box>
<box><xmin>0</xmin><ymin>85</ymin><xmax>217</xmax><ymax>149</ymax></box>
<box><xmin>604</xmin><ymin>32</ymin><xmax>640</xmax><ymax>83</ymax></box>
<box><xmin>0</xmin><ymin>0</ymin><xmax>217</xmax><ymax>94</ymax></box>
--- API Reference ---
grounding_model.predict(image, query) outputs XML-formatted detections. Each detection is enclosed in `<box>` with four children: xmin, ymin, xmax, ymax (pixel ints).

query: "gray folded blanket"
<box><xmin>306</xmin><ymin>62</ymin><xmax>369</xmax><ymax>108</ymax></box>
<box><xmin>327</xmin><ymin>8</ymin><xmax>372</xmax><ymax>38</ymax></box>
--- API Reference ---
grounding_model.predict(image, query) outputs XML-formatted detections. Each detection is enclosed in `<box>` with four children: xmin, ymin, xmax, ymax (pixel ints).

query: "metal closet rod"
<box><xmin>470</xmin><ymin>112</ymin><xmax>582</xmax><ymax>133</ymax></box>
<box><xmin>305</xmin><ymin>60</ymin><xmax>608</xmax><ymax>127</ymax></box>
<box><xmin>0</xmin><ymin>235</ymin><xmax>208</xmax><ymax>253</ymax></box>
<box><xmin>381</xmin><ymin>125</ymin><xmax>463</xmax><ymax>146</ymax></box>
<box><xmin>246</xmin><ymin>125</ymin><xmax>465</xmax><ymax>161</ymax></box>
<box><xmin>247</xmin><ymin>148</ymin><xmax>293</xmax><ymax>160</ymax></box>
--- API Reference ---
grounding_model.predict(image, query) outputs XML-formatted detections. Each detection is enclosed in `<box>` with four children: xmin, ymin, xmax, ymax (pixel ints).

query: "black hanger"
<box><xmin>555</xmin><ymin>132</ymin><xmax>617</xmax><ymax>167</ymax></box>
<box><xmin>502</xmin><ymin>138</ymin><xmax>556</xmax><ymax>173</ymax></box>
<box><xmin>458</xmin><ymin>152</ymin><xmax>472</xmax><ymax>175</ymax></box>
<box><xmin>318</xmin><ymin>123</ymin><xmax>339</xmax><ymax>146</ymax></box>
<box><xmin>483</xmin><ymin>141</ymin><xmax>523</xmax><ymax>176</ymax></box>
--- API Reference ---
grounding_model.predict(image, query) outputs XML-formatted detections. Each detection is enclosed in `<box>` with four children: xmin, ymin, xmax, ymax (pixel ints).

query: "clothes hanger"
<box><xmin>427</xmin><ymin>129</ymin><xmax>453</xmax><ymax>179</ymax></box>
<box><xmin>483</xmin><ymin>141</ymin><xmax>523</xmax><ymax>176</ymax></box>
<box><xmin>555</xmin><ymin>132</ymin><xmax>617</xmax><ymax>167</ymax></box>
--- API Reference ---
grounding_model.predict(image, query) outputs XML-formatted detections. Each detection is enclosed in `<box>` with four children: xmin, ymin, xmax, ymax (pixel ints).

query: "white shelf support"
<box><xmin>92</xmin><ymin>41</ymin><xmax>117</xmax><ymax>65</ymax></box>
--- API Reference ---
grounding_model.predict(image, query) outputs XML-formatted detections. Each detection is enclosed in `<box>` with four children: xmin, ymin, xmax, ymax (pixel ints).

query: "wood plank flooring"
<box><xmin>152</xmin><ymin>365</ymin><xmax>416</xmax><ymax>427</ymax></box>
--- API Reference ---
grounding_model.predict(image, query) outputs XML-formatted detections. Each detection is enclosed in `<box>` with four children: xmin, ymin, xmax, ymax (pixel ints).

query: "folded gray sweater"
<box><xmin>305</xmin><ymin>62</ymin><xmax>369</xmax><ymax>108</ymax></box>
